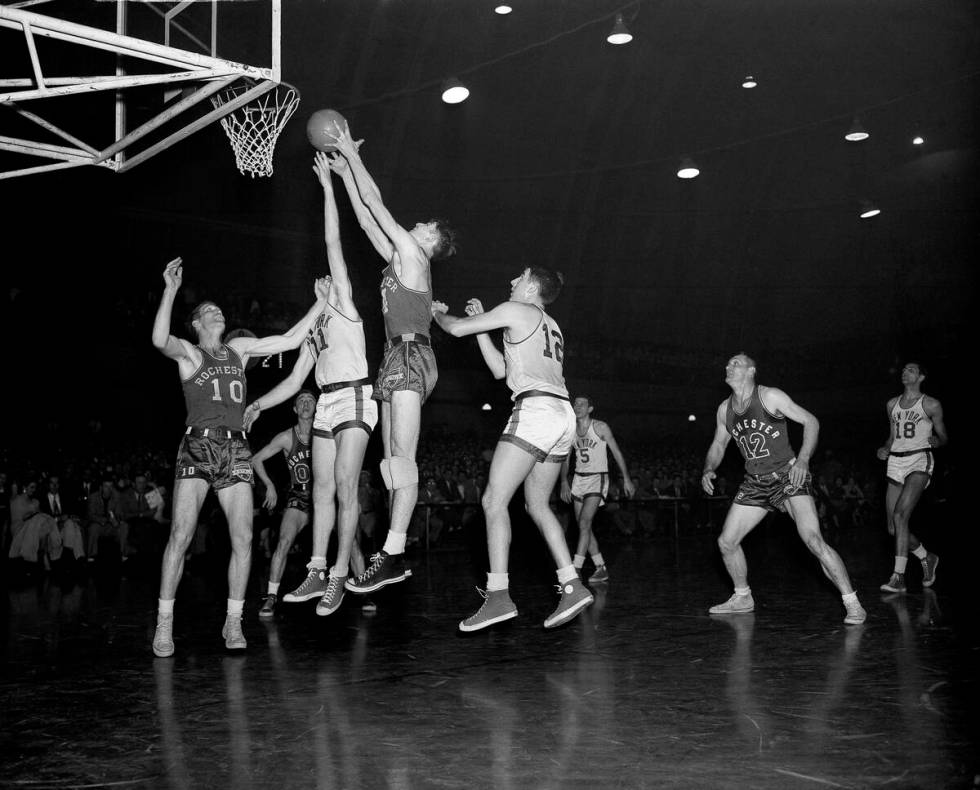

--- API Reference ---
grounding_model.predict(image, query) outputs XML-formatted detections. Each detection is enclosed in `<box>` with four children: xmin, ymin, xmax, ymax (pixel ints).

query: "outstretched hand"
<box><xmin>325</xmin><ymin>125</ymin><xmax>363</xmax><ymax>159</ymax></box>
<box><xmin>464</xmin><ymin>298</ymin><xmax>485</xmax><ymax>316</ymax></box>
<box><xmin>314</xmin><ymin>275</ymin><xmax>331</xmax><ymax>301</ymax></box>
<box><xmin>163</xmin><ymin>257</ymin><xmax>183</xmax><ymax>290</ymax></box>
<box><xmin>313</xmin><ymin>151</ymin><xmax>333</xmax><ymax>187</ymax></box>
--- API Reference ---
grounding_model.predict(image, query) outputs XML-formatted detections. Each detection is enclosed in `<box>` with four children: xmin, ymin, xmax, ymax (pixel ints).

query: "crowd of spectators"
<box><xmin>1</xmin><ymin>422</ymin><xmax>896</xmax><ymax>580</ymax></box>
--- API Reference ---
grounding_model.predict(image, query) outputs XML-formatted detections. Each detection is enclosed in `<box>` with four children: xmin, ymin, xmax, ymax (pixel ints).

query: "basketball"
<box><xmin>306</xmin><ymin>108</ymin><xmax>349</xmax><ymax>152</ymax></box>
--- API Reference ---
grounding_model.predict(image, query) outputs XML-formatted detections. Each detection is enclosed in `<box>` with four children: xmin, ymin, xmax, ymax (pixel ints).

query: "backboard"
<box><xmin>0</xmin><ymin>0</ymin><xmax>288</xmax><ymax>179</ymax></box>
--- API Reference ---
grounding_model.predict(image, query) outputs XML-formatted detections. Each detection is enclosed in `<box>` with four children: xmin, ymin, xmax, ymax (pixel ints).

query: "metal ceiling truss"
<box><xmin>0</xmin><ymin>1</ymin><xmax>281</xmax><ymax>179</ymax></box>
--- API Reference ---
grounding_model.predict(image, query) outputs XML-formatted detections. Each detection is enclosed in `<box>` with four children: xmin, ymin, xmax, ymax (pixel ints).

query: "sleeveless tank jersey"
<box><xmin>726</xmin><ymin>386</ymin><xmax>794</xmax><ymax>476</ymax></box>
<box><xmin>573</xmin><ymin>421</ymin><xmax>608</xmax><ymax>474</ymax></box>
<box><xmin>306</xmin><ymin>302</ymin><xmax>369</xmax><ymax>387</ymax></box>
<box><xmin>890</xmin><ymin>395</ymin><xmax>933</xmax><ymax>452</ymax></box>
<box><xmin>379</xmin><ymin>262</ymin><xmax>432</xmax><ymax>340</ymax></box>
<box><xmin>503</xmin><ymin>305</ymin><xmax>568</xmax><ymax>398</ymax></box>
<box><xmin>182</xmin><ymin>345</ymin><xmax>247</xmax><ymax>430</ymax></box>
<box><xmin>284</xmin><ymin>428</ymin><xmax>312</xmax><ymax>489</ymax></box>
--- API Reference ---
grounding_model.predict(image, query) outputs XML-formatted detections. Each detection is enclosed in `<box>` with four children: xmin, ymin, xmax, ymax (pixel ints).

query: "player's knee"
<box><xmin>381</xmin><ymin>456</ymin><xmax>417</xmax><ymax>490</ymax></box>
<box><xmin>717</xmin><ymin>533</ymin><xmax>737</xmax><ymax>554</ymax></box>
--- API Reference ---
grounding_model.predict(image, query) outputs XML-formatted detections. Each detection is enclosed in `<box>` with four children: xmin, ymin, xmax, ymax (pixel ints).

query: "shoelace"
<box><xmin>324</xmin><ymin>576</ymin><xmax>342</xmax><ymax>597</ymax></box>
<box><xmin>358</xmin><ymin>552</ymin><xmax>385</xmax><ymax>580</ymax></box>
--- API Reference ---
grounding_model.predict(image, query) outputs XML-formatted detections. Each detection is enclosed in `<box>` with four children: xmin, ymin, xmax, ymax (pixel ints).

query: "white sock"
<box><xmin>487</xmin><ymin>572</ymin><xmax>509</xmax><ymax>592</ymax></box>
<box><xmin>158</xmin><ymin>598</ymin><xmax>175</xmax><ymax>616</ymax></box>
<box><xmin>383</xmin><ymin>532</ymin><xmax>407</xmax><ymax>555</ymax></box>
<box><xmin>591</xmin><ymin>552</ymin><xmax>605</xmax><ymax>567</ymax></box>
<box><xmin>267</xmin><ymin>582</ymin><xmax>280</xmax><ymax>595</ymax></box>
<box><xmin>573</xmin><ymin>554</ymin><xmax>586</xmax><ymax>569</ymax></box>
<box><xmin>330</xmin><ymin>564</ymin><xmax>349</xmax><ymax>579</ymax></box>
<box><xmin>734</xmin><ymin>586</ymin><xmax>751</xmax><ymax>597</ymax></box>
<box><xmin>309</xmin><ymin>556</ymin><xmax>327</xmax><ymax>570</ymax></box>
<box><xmin>893</xmin><ymin>556</ymin><xmax>908</xmax><ymax>574</ymax></box>
<box><xmin>227</xmin><ymin>599</ymin><xmax>244</xmax><ymax>617</ymax></box>
<box><xmin>911</xmin><ymin>545</ymin><xmax>928</xmax><ymax>560</ymax></box>
<box><xmin>557</xmin><ymin>565</ymin><xmax>578</xmax><ymax>584</ymax></box>
<box><xmin>842</xmin><ymin>591</ymin><xmax>858</xmax><ymax>603</ymax></box>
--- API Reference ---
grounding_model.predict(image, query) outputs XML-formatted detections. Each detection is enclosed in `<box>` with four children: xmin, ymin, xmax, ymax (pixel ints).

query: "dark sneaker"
<box><xmin>588</xmin><ymin>565</ymin><xmax>610</xmax><ymax>584</ymax></box>
<box><xmin>153</xmin><ymin>613</ymin><xmax>175</xmax><ymax>658</ymax></box>
<box><xmin>459</xmin><ymin>588</ymin><xmax>518</xmax><ymax>632</ymax></box>
<box><xmin>879</xmin><ymin>573</ymin><xmax>907</xmax><ymax>593</ymax></box>
<box><xmin>316</xmin><ymin>575</ymin><xmax>346</xmax><ymax>616</ymax></box>
<box><xmin>843</xmin><ymin>598</ymin><xmax>867</xmax><ymax>625</ymax></box>
<box><xmin>221</xmin><ymin>615</ymin><xmax>247</xmax><ymax>650</ymax></box>
<box><xmin>921</xmin><ymin>553</ymin><xmax>939</xmax><ymax>588</ymax></box>
<box><xmin>709</xmin><ymin>592</ymin><xmax>755</xmax><ymax>615</ymax></box>
<box><xmin>543</xmin><ymin>578</ymin><xmax>594</xmax><ymax>629</ymax></box>
<box><xmin>283</xmin><ymin>564</ymin><xmax>330</xmax><ymax>602</ymax></box>
<box><xmin>344</xmin><ymin>551</ymin><xmax>412</xmax><ymax>594</ymax></box>
<box><xmin>258</xmin><ymin>594</ymin><xmax>277</xmax><ymax>619</ymax></box>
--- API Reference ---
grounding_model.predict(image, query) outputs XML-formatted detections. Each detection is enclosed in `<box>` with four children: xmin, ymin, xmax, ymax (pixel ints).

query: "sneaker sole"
<box><xmin>222</xmin><ymin>632</ymin><xmax>247</xmax><ymax>651</ymax></box>
<box><xmin>316</xmin><ymin>596</ymin><xmax>345</xmax><ymax>617</ymax></box>
<box><xmin>922</xmin><ymin>556</ymin><xmax>939</xmax><ymax>588</ymax></box>
<box><xmin>344</xmin><ymin>569</ymin><xmax>412</xmax><ymax>595</ymax></box>
<box><xmin>878</xmin><ymin>584</ymin><xmax>906</xmax><ymax>593</ymax></box>
<box><xmin>708</xmin><ymin>605</ymin><xmax>755</xmax><ymax>615</ymax></box>
<box><xmin>283</xmin><ymin>589</ymin><xmax>329</xmax><ymax>603</ymax></box>
<box><xmin>844</xmin><ymin>613</ymin><xmax>867</xmax><ymax>625</ymax></box>
<box><xmin>459</xmin><ymin>608</ymin><xmax>518</xmax><ymax>633</ymax></box>
<box><xmin>543</xmin><ymin>594</ymin><xmax>594</xmax><ymax>629</ymax></box>
<box><xmin>152</xmin><ymin>643</ymin><xmax>174</xmax><ymax>658</ymax></box>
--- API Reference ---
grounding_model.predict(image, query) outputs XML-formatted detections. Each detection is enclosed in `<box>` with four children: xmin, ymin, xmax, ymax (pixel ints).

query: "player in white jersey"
<box><xmin>560</xmin><ymin>396</ymin><xmax>635</xmax><ymax>583</ymax></box>
<box><xmin>244</xmin><ymin>153</ymin><xmax>379</xmax><ymax>617</ymax></box>
<box><xmin>877</xmin><ymin>362</ymin><xmax>947</xmax><ymax>593</ymax></box>
<box><xmin>432</xmin><ymin>267</ymin><xmax>594</xmax><ymax>632</ymax></box>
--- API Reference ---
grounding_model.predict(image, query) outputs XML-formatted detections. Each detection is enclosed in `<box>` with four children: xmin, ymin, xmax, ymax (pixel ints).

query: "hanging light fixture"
<box><xmin>494</xmin><ymin>4</ymin><xmax>512</xmax><ymax>14</ymax></box>
<box><xmin>859</xmin><ymin>199</ymin><xmax>880</xmax><ymax>218</ymax></box>
<box><xmin>741</xmin><ymin>75</ymin><xmax>757</xmax><ymax>89</ymax></box>
<box><xmin>912</xmin><ymin>135</ymin><xmax>924</xmax><ymax>145</ymax></box>
<box><xmin>441</xmin><ymin>77</ymin><xmax>470</xmax><ymax>104</ymax></box>
<box><xmin>607</xmin><ymin>13</ymin><xmax>633</xmax><ymax>45</ymax></box>
<box><xmin>676</xmin><ymin>157</ymin><xmax>700</xmax><ymax>179</ymax></box>
<box><xmin>845</xmin><ymin>117</ymin><xmax>869</xmax><ymax>142</ymax></box>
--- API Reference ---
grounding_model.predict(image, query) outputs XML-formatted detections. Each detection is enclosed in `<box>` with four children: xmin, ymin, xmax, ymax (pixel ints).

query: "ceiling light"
<box><xmin>912</xmin><ymin>135</ymin><xmax>924</xmax><ymax>145</ymax></box>
<box><xmin>859</xmin><ymin>200</ymin><xmax>880</xmax><ymax>219</ymax></box>
<box><xmin>676</xmin><ymin>157</ymin><xmax>700</xmax><ymax>179</ymax></box>
<box><xmin>607</xmin><ymin>13</ymin><xmax>633</xmax><ymax>45</ymax></box>
<box><xmin>741</xmin><ymin>75</ymin><xmax>757</xmax><ymax>89</ymax></box>
<box><xmin>494</xmin><ymin>4</ymin><xmax>512</xmax><ymax>14</ymax></box>
<box><xmin>481</xmin><ymin>403</ymin><xmax>492</xmax><ymax>411</ymax></box>
<box><xmin>441</xmin><ymin>77</ymin><xmax>469</xmax><ymax>105</ymax></box>
<box><xmin>845</xmin><ymin>118</ymin><xmax>869</xmax><ymax>142</ymax></box>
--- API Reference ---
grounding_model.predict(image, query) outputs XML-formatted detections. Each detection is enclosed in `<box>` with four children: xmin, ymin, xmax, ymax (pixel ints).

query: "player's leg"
<box><xmin>575</xmin><ymin>495</ymin><xmax>607</xmax><ymax>582</ymax></box>
<box><xmin>348</xmin><ymin>390</ymin><xmax>418</xmax><ymax>593</ymax></box>
<box><xmin>887</xmin><ymin>471</ymin><xmax>934</xmax><ymax>590</ymax></box>
<box><xmin>318</xmin><ymin>425</ymin><xmax>371</xmax><ymax>615</ymax></box>
<box><xmin>525</xmin><ymin>460</ymin><xmax>595</xmax><ymax>628</ymax></box>
<box><xmin>152</xmin><ymin>476</ymin><xmax>209</xmax><ymax>657</ymax></box>
<box><xmin>286</xmin><ymin>435</ymin><xmax>336</xmax><ymax>602</ymax></box>
<box><xmin>709</xmin><ymin>503</ymin><xmax>768</xmax><ymax>614</ymax></box>
<box><xmin>259</xmin><ymin>506</ymin><xmax>309</xmax><ymax>618</ymax></box>
<box><xmin>785</xmin><ymin>494</ymin><xmax>866</xmax><ymax>624</ymax></box>
<box><xmin>216</xmin><ymin>481</ymin><xmax>254</xmax><ymax>649</ymax></box>
<box><xmin>458</xmin><ymin>440</ymin><xmax>534</xmax><ymax>632</ymax></box>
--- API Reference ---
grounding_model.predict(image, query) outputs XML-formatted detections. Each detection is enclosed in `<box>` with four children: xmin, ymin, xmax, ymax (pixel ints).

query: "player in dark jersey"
<box><xmin>700</xmin><ymin>353</ymin><xmax>866</xmax><ymax>625</ymax></box>
<box><xmin>251</xmin><ymin>390</ymin><xmax>316</xmax><ymax>619</ymax></box>
<box><xmin>150</xmin><ymin>258</ymin><xmax>329</xmax><ymax>658</ymax></box>
<box><xmin>327</xmin><ymin>125</ymin><xmax>456</xmax><ymax>595</ymax></box>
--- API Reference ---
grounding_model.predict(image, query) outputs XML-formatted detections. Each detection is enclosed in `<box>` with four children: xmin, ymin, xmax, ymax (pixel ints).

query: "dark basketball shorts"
<box><xmin>734</xmin><ymin>463</ymin><xmax>812</xmax><ymax>513</ymax></box>
<box><xmin>285</xmin><ymin>491</ymin><xmax>312</xmax><ymax>514</ymax></box>
<box><xmin>374</xmin><ymin>341</ymin><xmax>438</xmax><ymax>404</ymax></box>
<box><xmin>175</xmin><ymin>433</ymin><xmax>253</xmax><ymax>490</ymax></box>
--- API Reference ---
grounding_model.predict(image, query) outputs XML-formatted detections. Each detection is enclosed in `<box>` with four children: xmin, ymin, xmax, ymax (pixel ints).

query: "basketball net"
<box><xmin>211</xmin><ymin>82</ymin><xmax>300</xmax><ymax>178</ymax></box>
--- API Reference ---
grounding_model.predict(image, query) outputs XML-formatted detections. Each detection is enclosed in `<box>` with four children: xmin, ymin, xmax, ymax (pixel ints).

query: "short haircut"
<box><xmin>574</xmin><ymin>395</ymin><xmax>595</xmax><ymax>409</ymax></box>
<box><xmin>529</xmin><ymin>267</ymin><xmax>564</xmax><ymax>305</ymax></box>
<box><xmin>904</xmin><ymin>360</ymin><xmax>928</xmax><ymax>378</ymax></box>
<box><xmin>429</xmin><ymin>218</ymin><xmax>458</xmax><ymax>261</ymax></box>
<box><xmin>295</xmin><ymin>389</ymin><xmax>318</xmax><ymax>405</ymax></box>
<box><xmin>187</xmin><ymin>300</ymin><xmax>217</xmax><ymax>335</ymax></box>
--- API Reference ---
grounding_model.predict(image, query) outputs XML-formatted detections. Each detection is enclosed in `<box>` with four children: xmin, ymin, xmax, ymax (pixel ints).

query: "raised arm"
<box><xmin>701</xmin><ymin>402</ymin><xmax>732</xmax><ymax>495</ymax></box>
<box><xmin>229</xmin><ymin>278</ymin><xmax>329</xmax><ymax>361</ymax></box>
<box><xmin>329</xmin><ymin>145</ymin><xmax>394</xmax><ymax>262</ymax></box>
<box><xmin>152</xmin><ymin>258</ymin><xmax>198</xmax><ymax>365</ymax></box>
<box><xmin>597</xmin><ymin>421</ymin><xmax>635</xmax><ymax>498</ymax></box>
<box><xmin>243</xmin><ymin>348</ymin><xmax>315</xmax><ymax>432</ymax></box>
<box><xmin>760</xmin><ymin>386</ymin><xmax>819</xmax><ymax>485</ymax></box>
<box><xmin>331</xmin><ymin>128</ymin><xmax>417</xmax><ymax>259</ymax></box>
<box><xmin>313</xmin><ymin>152</ymin><xmax>359</xmax><ymax>318</ymax></box>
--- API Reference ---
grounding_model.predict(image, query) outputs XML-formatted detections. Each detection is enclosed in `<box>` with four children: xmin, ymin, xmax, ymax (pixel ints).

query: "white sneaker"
<box><xmin>152</xmin><ymin>613</ymin><xmax>175</xmax><ymax>657</ymax></box>
<box><xmin>709</xmin><ymin>592</ymin><xmax>755</xmax><ymax>615</ymax></box>
<box><xmin>222</xmin><ymin>615</ymin><xmax>247</xmax><ymax>650</ymax></box>
<box><xmin>844</xmin><ymin>599</ymin><xmax>866</xmax><ymax>625</ymax></box>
